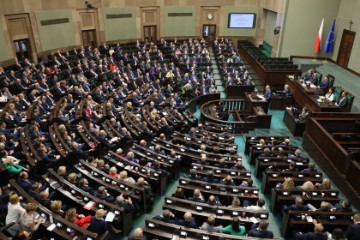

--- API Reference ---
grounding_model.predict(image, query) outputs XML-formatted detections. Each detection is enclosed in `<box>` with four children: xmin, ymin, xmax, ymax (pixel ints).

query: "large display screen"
<box><xmin>228</xmin><ymin>13</ymin><xmax>256</xmax><ymax>28</ymax></box>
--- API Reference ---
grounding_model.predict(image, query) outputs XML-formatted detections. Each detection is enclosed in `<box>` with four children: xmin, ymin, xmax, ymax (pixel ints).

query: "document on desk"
<box><xmin>105</xmin><ymin>211</ymin><xmax>115</xmax><ymax>222</ymax></box>
<box><xmin>256</xmin><ymin>95</ymin><xmax>265</xmax><ymax>100</ymax></box>
<box><xmin>47</xmin><ymin>223</ymin><xmax>57</xmax><ymax>231</ymax></box>
<box><xmin>250</xmin><ymin>217</ymin><xmax>259</xmax><ymax>224</ymax></box>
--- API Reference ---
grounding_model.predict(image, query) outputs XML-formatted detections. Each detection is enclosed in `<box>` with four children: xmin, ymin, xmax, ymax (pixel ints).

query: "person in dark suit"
<box><xmin>263</xmin><ymin>84</ymin><xmax>272</xmax><ymax>113</ymax></box>
<box><xmin>153</xmin><ymin>209</ymin><xmax>178</xmax><ymax>224</ymax></box>
<box><xmin>283</xmin><ymin>196</ymin><xmax>309</xmax><ymax>213</ymax></box>
<box><xmin>115</xmin><ymin>195</ymin><xmax>136</xmax><ymax>213</ymax></box>
<box><xmin>128</xmin><ymin>228</ymin><xmax>147</xmax><ymax>240</ymax></box>
<box><xmin>302</xmin><ymin>162</ymin><xmax>317</xmax><ymax>173</ymax></box>
<box><xmin>188</xmin><ymin>189</ymin><xmax>204</xmax><ymax>203</ymax></box>
<box><xmin>17</xmin><ymin>171</ymin><xmax>46</xmax><ymax>193</ymax></box>
<box><xmin>93</xmin><ymin>186</ymin><xmax>115</xmax><ymax>203</ymax></box>
<box><xmin>332</xmin><ymin>199</ymin><xmax>352</xmax><ymax>212</ymax></box>
<box><xmin>345</xmin><ymin>213</ymin><xmax>360</xmax><ymax>240</ymax></box>
<box><xmin>295</xmin><ymin>220</ymin><xmax>327</xmax><ymax>240</ymax></box>
<box><xmin>88</xmin><ymin>209</ymin><xmax>107</xmax><ymax>235</ymax></box>
<box><xmin>336</xmin><ymin>91</ymin><xmax>348</xmax><ymax>109</ymax></box>
<box><xmin>78</xmin><ymin>178</ymin><xmax>94</xmax><ymax>193</ymax></box>
<box><xmin>248</xmin><ymin>221</ymin><xmax>274</xmax><ymax>239</ymax></box>
<box><xmin>318</xmin><ymin>77</ymin><xmax>329</xmax><ymax>92</ymax></box>
<box><xmin>178</xmin><ymin>212</ymin><xmax>199</xmax><ymax>229</ymax></box>
<box><xmin>202</xmin><ymin>170</ymin><xmax>219</xmax><ymax>183</ymax></box>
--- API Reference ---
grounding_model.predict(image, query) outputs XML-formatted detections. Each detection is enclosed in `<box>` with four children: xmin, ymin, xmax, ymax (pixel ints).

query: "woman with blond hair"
<box><xmin>279</xmin><ymin>177</ymin><xmax>295</xmax><ymax>190</ymax></box>
<box><xmin>4</xmin><ymin>157</ymin><xmax>27</xmax><ymax>174</ymax></box>
<box><xmin>301</xmin><ymin>181</ymin><xmax>315</xmax><ymax>191</ymax></box>
<box><xmin>316</xmin><ymin>178</ymin><xmax>332</xmax><ymax>190</ymax></box>
<box><xmin>229</xmin><ymin>197</ymin><xmax>241</xmax><ymax>208</ymax></box>
<box><xmin>6</xmin><ymin>192</ymin><xmax>25</xmax><ymax>224</ymax></box>
<box><xmin>65</xmin><ymin>208</ymin><xmax>91</xmax><ymax>228</ymax></box>
<box><xmin>20</xmin><ymin>202</ymin><xmax>44</xmax><ymax>232</ymax></box>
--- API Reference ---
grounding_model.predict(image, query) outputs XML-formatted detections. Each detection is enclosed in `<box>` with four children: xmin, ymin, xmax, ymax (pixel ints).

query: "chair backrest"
<box><xmin>327</xmin><ymin>74</ymin><xmax>335</xmax><ymax>88</ymax></box>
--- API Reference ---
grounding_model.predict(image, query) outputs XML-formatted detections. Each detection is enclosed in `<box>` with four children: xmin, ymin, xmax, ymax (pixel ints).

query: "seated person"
<box><xmin>331</xmin><ymin>199</ymin><xmax>352</xmax><ymax>212</ymax></box>
<box><xmin>295</xmin><ymin>220</ymin><xmax>327</xmax><ymax>240</ymax></box>
<box><xmin>318</xmin><ymin>77</ymin><xmax>329</xmax><ymax>91</ymax></box>
<box><xmin>245</xmin><ymin>198</ymin><xmax>266</xmax><ymax>211</ymax></box>
<box><xmin>115</xmin><ymin>194</ymin><xmax>136</xmax><ymax>213</ymax></box>
<box><xmin>188</xmin><ymin>169</ymin><xmax>201</xmax><ymax>180</ymax></box>
<box><xmin>206</xmin><ymin>195</ymin><xmax>222</xmax><ymax>206</ymax></box>
<box><xmin>200</xmin><ymin>215</ymin><xmax>222</xmax><ymax>233</ymax></box>
<box><xmin>283</xmin><ymin>196</ymin><xmax>309</xmax><ymax>213</ymax></box>
<box><xmin>188</xmin><ymin>189</ymin><xmax>204</xmax><ymax>203</ymax></box>
<box><xmin>88</xmin><ymin>209</ymin><xmax>107</xmax><ymax>235</ymax></box>
<box><xmin>248</xmin><ymin>221</ymin><xmax>274</xmax><ymax>239</ymax></box>
<box><xmin>178</xmin><ymin>212</ymin><xmax>198</xmax><ymax>229</ymax></box>
<box><xmin>231</xmin><ymin>160</ymin><xmax>245</xmax><ymax>170</ymax></box>
<box><xmin>325</xmin><ymin>88</ymin><xmax>335</xmax><ymax>101</ymax></box>
<box><xmin>50</xmin><ymin>200</ymin><xmax>65</xmax><ymax>217</ymax></box>
<box><xmin>20</xmin><ymin>202</ymin><xmax>45</xmax><ymax>233</ymax></box>
<box><xmin>172</xmin><ymin>187</ymin><xmax>186</xmax><ymax>199</ymax></box>
<box><xmin>202</xmin><ymin>170</ymin><xmax>219</xmax><ymax>183</ymax></box>
<box><xmin>335</xmin><ymin>91</ymin><xmax>348</xmax><ymax>108</ymax></box>
<box><xmin>302</xmin><ymin>162</ymin><xmax>317</xmax><ymax>173</ymax></box>
<box><xmin>65</xmin><ymin>208</ymin><xmax>91</xmax><ymax>228</ymax></box>
<box><xmin>345</xmin><ymin>213</ymin><xmax>360</xmax><ymax>240</ymax></box>
<box><xmin>93</xmin><ymin>186</ymin><xmax>115</xmax><ymax>203</ymax></box>
<box><xmin>220</xmin><ymin>175</ymin><xmax>235</xmax><ymax>186</ymax></box>
<box><xmin>221</xmin><ymin>217</ymin><xmax>246</xmax><ymax>236</ymax></box>
<box><xmin>153</xmin><ymin>209</ymin><xmax>178</xmax><ymax>224</ymax></box>
<box><xmin>129</xmin><ymin>227</ymin><xmax>146</xmax><ymax>240</ymax></box>
<box><xmin>228</xmin><ymin>197</ymin><xmax>241</xmax><ymax>208</ymax></box>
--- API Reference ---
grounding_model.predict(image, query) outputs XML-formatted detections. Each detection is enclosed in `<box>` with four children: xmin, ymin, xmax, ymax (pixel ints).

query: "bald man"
<box><xmin>295</xmin><ymin>220</ymin><xmax>327</xmax><ymax>240</ymax></box>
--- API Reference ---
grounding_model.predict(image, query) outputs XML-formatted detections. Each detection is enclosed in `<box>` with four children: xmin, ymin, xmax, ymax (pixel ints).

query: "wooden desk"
<box><xmin>245</xmin><ymin>92</ymin><xmax>267</xmax><ymax>110</ymax></box>
<box><xmin>270</xmin><ymin>95</ymin><xmax>293</xmax><ymax>110</ymax></box>
<box><xmin>226</xmin><ymin>85</ymin><xmax>255</xmax><ymax>98</ymax></box>
<box><xmin>283</xmin><ymin>109</ymin><xmax>307</xmax><ymax>136</ymax></box>
<box><xmin>281</xmin><ymin>210</ymin><xmax>354</xmax><ymax>238</ymax></box>
<box><xmin>286</xmin><ymin>77</ymin><xmax>340</xmax><ymax>112</ymax></box>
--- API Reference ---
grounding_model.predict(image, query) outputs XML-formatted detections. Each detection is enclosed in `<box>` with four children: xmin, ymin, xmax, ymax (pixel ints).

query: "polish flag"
<box><xmin>314</xmin><ymin>18</ymin><xmax>324</xmax><ymax>53</ymax></box>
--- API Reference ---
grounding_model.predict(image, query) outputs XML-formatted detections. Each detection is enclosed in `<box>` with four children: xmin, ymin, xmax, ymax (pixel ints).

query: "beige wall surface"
<box><xmin>332</xmin><ymin>0</ymin><xmax>360</xmax><ymax>73</ymax></box>
<box><xmin>264</xmin><ymin>10</ymin><xmax>277</xmax><ymax>46</ymax></box>
<box><xmin>222</xmin><ymin>6</ymin><xmax>258</xmax><ymax>37</ymax></box>
<box><xmin>0</xmin><ymin>22</ymin><xmax>10</xmax><ymax>62</ymax></box>
<box><xmin>164</xmin><ymin>6</ymin><xmax>196</xmax><ymax>37</ymax></box>
<box><xmin>279</xmin><ymin>0</ymin><xmax>340</xmax><ymax>58</ymax></box>
<box><xmin>35</xmin><ymin>10</ymin><xmax>76</xmax><ymax>51</ymax></box>
<box><xmin>103</xmin><ymin>7</ymin><xmax>138</xmax><ymax>41</ymax></box>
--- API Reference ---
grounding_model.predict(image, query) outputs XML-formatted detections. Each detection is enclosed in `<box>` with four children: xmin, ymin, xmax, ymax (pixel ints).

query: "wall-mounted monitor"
<box><xmin>228</xmin><ymin>13</ymin><xmax>256</xmax><ymax>28</ymax></box>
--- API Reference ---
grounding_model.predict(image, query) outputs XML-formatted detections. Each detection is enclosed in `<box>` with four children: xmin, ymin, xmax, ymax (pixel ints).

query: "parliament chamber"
<box><xmin>0</xmin><ymin>1</ymin><xmax>360</xmax><ymax>240</ymax></box>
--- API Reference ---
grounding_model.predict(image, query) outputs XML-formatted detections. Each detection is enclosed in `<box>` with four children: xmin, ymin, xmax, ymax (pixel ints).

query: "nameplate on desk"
<box><xmin>181</xmin><ymin>180</ymin><xmax>187</xmax><ymax>184</ymax></box>
<box><xmin>230</xmin><ymin>171</ymin><xmax>236</xmax><ymax>175</ymax></box>
<box><xmin>330</xmin><ymin>192</ymin><xmax>337</xmax><ymax>197</ymax></box>
<box><xmin>312</xmin><ymin>192</ymin><xmax>318</xmax><ymax>196</ymax></box>
<box><xmin>196</xmin><ymin>206</ymin><xmax>203</xmax><ymax>211</ymax></box>
<box><xmin>260</xmin><ymin>214</ymin><xmax>268</xmax><ymax>219</ymax></box>
<box><xmin>166</xmin><ymin>199</ymin><xmax>173</xmax><ymax>204</ymax></box>
<box><xmin>216</xmin><ymin>170</ymin><xmax>221</xmax><ymax>173</ymax></box>
<box><xmin>148</xmin><ymin>222</ymin><xmax>156</xmax><ymax>228</ymax></box>
<box><xmin>287</xmin><ymin>159</ymin><xmax>292</xmax><ymax>163</ymax></box>
<box><xmin>295</xmin><ymin>162</ymin><xmax>303</xmax><ymax>166</ymax></box>
<box><xmin>180</xmin><ymin>231</ymin><xmax>187</xmax><ymax>237</ymax></box>
<box><xmin>315</xmin><ymin>174</ymin><xmax>321</xmax><ymax>178</ymax></box>
<box><xmin>298</xmin><ymin>174</ymin><xmax>304</xmax><ymax>178</ymax></box>
<box><xmin>253</xmin><ymin>190</ymin><xmax>258</xmax><ymax>194</ymax></box>
<box><xmin>232</xmin><ymin>211</ymin><xmax>239</xmax><ymax>216</ymax></box>
<box><xmin>205</xmin><ymin>185</ymin><xmax>211</xmax><ymax>190</ymax></box>
<box><xmin>282</xmin><ymin>192</ymin><xmax>289</xmax><ymax>196</ymax></box>
<box><xmin>264</xmin><ymin>159</ymin><xmax>269</xmax><ymax>162</ymax></box>
<box><xmin>217</xmin><ymin>209</ymin><xmax>224</xmax><ymax>215</ymax></box>
<box><xmin>272</xmin><ymin>174</ymin><xmax>278</xmax><ymax>177</ymax></box>
<box><xmin>246</xmin><ymin>173</ymin><xmax>251</xmax><ymax>176</ymax></box>
<box><xmin>232</xmin><ymin>189</ymin><xmax>239</xmax><ymax>193</ymax></box>
<box><xmin>154</xmin><ymin>173</ymin><xmax>159</xmax><ymax>177</ymax></box>
<box><xmin>202</xmin><ymin>235</ymin><xmax>210</xmax><ymax>240</ymax></box>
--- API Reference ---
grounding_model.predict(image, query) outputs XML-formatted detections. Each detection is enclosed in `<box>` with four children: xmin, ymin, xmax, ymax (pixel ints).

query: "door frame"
<box><xmin>203</xmin><ymin>24</ymin><xmax>217</xmax><ymax>44</ymax></box>
<box><xmin>81</xmin><ymin>29</ymin><xmax>97</xmax><ymax>47</ymax></box>
<box><xmin>143</xmin><ymin>25</ymin><xmax>157</xmax><ymax>44</ymax></box>
<box><xmin>336</xmin><ymin>29</ymin><xmax>356</xmax><ymax>67</ymax></box>
<box><xmin>13</xmin><ymin>39</ymin><xmax>32</xmax><ymax>61</ymax></box>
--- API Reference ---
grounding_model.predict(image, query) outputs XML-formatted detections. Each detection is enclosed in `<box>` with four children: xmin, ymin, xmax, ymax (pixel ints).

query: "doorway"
<box><xmin>203</xmin><ymin>24</ymin><xmax>216</xmax><ymax>45</ymax></box>
<box><xmin>13</xmin><ymin>39</ymin><xmax>32</xmax><ymax>61</ymax></box>
<box><xmin>82</xmin><ymin>30</ymin><xmax>97</xmax><ymax>47</ymax></box>
<box><xmin>144</xmin><ymin>26</ymin><xmax>157</xmax><ymax>44</ymax></box>
<box><xmin>336</xmin><ymin>30</ymin><xmax>356</xmax><ymax>68</ymax></box>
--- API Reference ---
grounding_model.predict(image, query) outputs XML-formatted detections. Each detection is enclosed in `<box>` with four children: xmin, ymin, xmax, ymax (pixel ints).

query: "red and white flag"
<box><xmin>314</xmin><ymin>18</ymin><xmax>324</xmax><ymax>53</ymax></box>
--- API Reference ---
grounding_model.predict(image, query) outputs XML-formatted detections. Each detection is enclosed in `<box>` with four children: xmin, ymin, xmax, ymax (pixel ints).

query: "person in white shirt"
<box><xmin>6</xmin><ymin>192</ymin><xmax>25</xmax><ymax>225</ymax></box>
<box><xmin>245</xmin><ymin>198</ymin><xmax>267</xmax><ymax>211</ymax></box>
<box><xmin>20</xmin><ymin>202</ymin><xmax>44</xmax><ymax>232</ymax></box>
<box><xmin>325</xmin><ymin>88</ymin><xmax>334</xmax><ymax>102</ymax></box>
